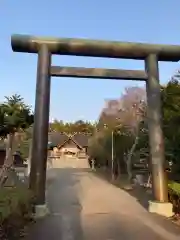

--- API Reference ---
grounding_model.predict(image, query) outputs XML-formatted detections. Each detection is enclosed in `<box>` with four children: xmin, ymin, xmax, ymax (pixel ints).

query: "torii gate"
<box><xmin>11</xmin><ymin>34</ymin><xmax>180</xmax><ymax>217</ymax></box>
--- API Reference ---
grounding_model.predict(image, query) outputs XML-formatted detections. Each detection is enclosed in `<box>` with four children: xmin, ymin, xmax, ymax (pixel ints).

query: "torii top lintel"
<box><xmin>11</xmin><ymin>34</ymin><xmax>180</xmax><ymax>62</ymax></box>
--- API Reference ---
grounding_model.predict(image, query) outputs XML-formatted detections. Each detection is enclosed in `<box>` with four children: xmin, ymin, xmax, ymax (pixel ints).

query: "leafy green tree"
<box><xmin>161</xmin><ymin>79</ymin><xmax>180</xmax><ymax>176</ymax></box>
<box><xmin>135</xmin><ymin>77</ymin><xmax>180</xmax><ymax>178</ymax></box>
<box><xmin>16</xmin><ymin>127</ymin><xmax>33</xmax><ymax>159</ymax></box>
<box><xmin>49</xmin><ymin>119</ymin><xmax>96</xmax><ymax>134</ymax></box>
<box><xmin>0</xmin><ymin>94</ymin><xmax>34</xmax><ymax>185</ymax></box>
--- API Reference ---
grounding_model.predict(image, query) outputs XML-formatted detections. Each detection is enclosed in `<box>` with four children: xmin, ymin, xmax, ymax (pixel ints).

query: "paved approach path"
<box><xmin>27</xmin><ymin>159</ymin><xmax>180</xmax><ymax>240</ymax></box>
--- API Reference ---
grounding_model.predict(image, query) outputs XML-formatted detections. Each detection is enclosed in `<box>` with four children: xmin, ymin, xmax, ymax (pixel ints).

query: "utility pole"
<box><xmin>111</xmin><ymin>130</ymin><xmax>115</xmax><ymax>181</ymax></box>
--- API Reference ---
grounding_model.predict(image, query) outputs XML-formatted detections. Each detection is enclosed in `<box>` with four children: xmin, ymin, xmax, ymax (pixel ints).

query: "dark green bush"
<box><xmin>0</xmin><ymin>186</ymin><xmax>35</xmax><ymax>239</ymax></box>
<box><xmin>168</xmin><ymin>181</ymin><xmax>180</xmax><ymax>215</ymax></box>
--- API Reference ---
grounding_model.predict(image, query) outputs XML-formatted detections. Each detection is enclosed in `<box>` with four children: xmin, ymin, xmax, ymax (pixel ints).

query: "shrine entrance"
<box><xmin>11</xmin><ymin>34</ymin><xmax>180</xmax><ymax>208</ymax></box>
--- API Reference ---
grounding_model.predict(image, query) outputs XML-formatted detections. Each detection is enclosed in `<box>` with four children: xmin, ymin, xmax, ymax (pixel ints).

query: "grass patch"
<box><xmin>0</xmin><ymin>186</ymin><xmax>35</xmax><ymax>239</ymax></box>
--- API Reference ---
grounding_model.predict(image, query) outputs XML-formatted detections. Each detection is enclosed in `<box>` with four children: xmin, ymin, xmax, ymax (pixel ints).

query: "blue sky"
<box><xmin>1</xmin><ymin>0</ymin><xmax>180</xmax><ymax>122</ymax></box>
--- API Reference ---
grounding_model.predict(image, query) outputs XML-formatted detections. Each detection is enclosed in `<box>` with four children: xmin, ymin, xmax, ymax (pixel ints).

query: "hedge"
<box><xmin>168</xmin><ymin>181</ymin><xmax>180</xmax><ymax>215</ymax></box>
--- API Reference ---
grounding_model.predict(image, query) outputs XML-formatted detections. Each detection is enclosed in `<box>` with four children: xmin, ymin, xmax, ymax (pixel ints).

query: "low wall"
<box><xmin>14</xmin><ymin>166</ymin><xmax>28</xmax><ymax>178</ymax></box>
<box><xmin>47</xmin><ymin>156</ymin><xmax>89</xmax><ymax>169</ymax></box>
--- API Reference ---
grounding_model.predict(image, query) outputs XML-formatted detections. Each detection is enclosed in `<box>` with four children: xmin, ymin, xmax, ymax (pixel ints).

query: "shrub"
<box><xmin>168</xmin><ymin>181</ymin><xmax>180</xmax><ymax>215</ymax></box>
<box><xmin>0</xmin><ymin>186</ymin><xmax>35</xmax><ymax>239</ymax></box>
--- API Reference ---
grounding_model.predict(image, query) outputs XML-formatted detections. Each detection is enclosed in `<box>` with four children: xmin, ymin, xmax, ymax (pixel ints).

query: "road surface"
<box><xmin>27</xmin><ymin>157</ymin><xmax>180</xmax><ymax>240</ymax></box>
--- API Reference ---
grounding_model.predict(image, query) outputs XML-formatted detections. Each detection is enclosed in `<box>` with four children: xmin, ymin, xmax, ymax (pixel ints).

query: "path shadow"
<box><xmin>123</xmin><ymin>185</ymin><xmax>153</xmax><ymax>209</ymax></box>
<box><xmin>92</xmin><ymin>169</ymin><xmax>180</xmax><ymax>236</ymax></box>
<box><xmin>91</xmin><ymin>168</ymin><xmax>153</xmax><ymax>209</ymax></box>
<box><xmin>26</xmin><ymin>167</ymin><xmax>180</xmax><ymax>239</ymax></box>
<box><xmin>82</xmin><ymin>212</ymin><xmax>176</xmax><ymax>240</ymax></box>
<box><xmin>26</xmin><ymin>168</ymin><xmax>86</xmax><ymax>240</ymax></box>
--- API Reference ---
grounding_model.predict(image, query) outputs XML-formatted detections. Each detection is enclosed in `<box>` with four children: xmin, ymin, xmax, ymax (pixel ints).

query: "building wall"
<box><xmin>46</xmin><ymin>138</ymin><xmax>88</xmax><ymax>170</ymax></box>
<box><xmin>0</xmin><ymin>151</ymin><xmax>5</xmax><ymax>165</ymax></box>
<box><xmin>49</xmin><ymin>140</ymin><xmax>81</xmax><ymax>157</ymax></box>
<box><xmin>61</xmin><ymin>140</ymin><xmax>80</xmax><ymax>154</ymax></box>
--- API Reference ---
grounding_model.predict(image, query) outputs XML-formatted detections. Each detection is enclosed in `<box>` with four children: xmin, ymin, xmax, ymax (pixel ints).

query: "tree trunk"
<box><xmin>126</xmin><ymin>136</ymin><xmax>139</xmax><ymax>183</ymax></box>
<box><xmin>0</xmin><ymin>133</ymin><xmax>15</xmax><ymax>186</ymax></box>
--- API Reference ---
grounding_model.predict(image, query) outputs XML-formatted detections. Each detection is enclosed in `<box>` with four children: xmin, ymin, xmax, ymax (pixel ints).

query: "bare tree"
<box><xmin>98</xmin><ymin>86</ymin><xmax>146</xmax><ymax>181</ymax></box>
